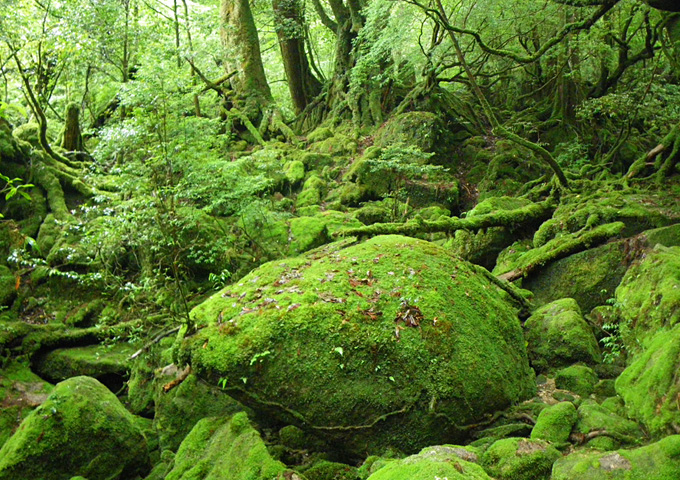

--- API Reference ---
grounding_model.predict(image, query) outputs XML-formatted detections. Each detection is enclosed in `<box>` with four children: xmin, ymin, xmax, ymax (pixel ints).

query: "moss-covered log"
<box><xmin>335</xmin><ymin>198</ymin><xmax>555</xmax><ymax>239</ymax></box>
<box><xmin>497</xmin><ymin>221</ymin><xmax>625</xmax><ymax>282</ymax></box>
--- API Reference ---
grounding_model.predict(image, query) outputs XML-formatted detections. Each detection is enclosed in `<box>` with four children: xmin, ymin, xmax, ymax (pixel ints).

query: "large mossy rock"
<box><xmin>616</xmin><ymin>325</ymin><xmax>680</xmax><ymax>437</ymax></box>
<box><xmin>164</xmin><ymin>412</ymin><xmax>299</xmax><ymax>480</ymax></box>
<box><xmin>179</xmin><ymin>235</ymin><xmax>535</xmax><ymax>455</ymax></box>
<box><xmin>551</xmin><ymin>435</ymin><xmax>680</xmax><ymax>479</ymax></box>
<box><xmin>0</xmin><ymin>376</ymin><xmax>149</xmax><ymax>480</ymax></box>
<box><xmin>530</xmin><ymin>401</ymin><xmax>577</xmax><ymax>445</ymax></box>
<box><xmin>481</xmin><ymin>437</ymin><xmax>560</xmax><ymax>480</ymax></box>
<box><xmin>523</xmin><ymin>298</ymin><xmax>601</xmax><ymax>372</ymax></box>
<box><xmin>573</xmin><ymin>400</ymin><xmax>642</xmax><ymax>450</ymax></box>
<box><xmin>366</xmin><ymin>445</ymin><xmax>490</xmax><ymax>480</ymax></box>
<box><xmin>616</xmin><ymin>245</ymin><xmax>680</xmax><ymax>351</ymax></box>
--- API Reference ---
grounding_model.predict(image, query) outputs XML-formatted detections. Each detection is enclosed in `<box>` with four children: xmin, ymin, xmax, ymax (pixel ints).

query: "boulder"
<box><xmin>551</xmin><ymin>435</ymin><xmax>680</xmax><ymax>479</ymax></box>
<box><xmin>554</xmin><ymin>364</ymin><xmax>599</xmax><ymax>397</ymax></box>
<box><xmin>366</xmin><ymin>445</ymin><xmax>490</xmax><ymax>480</ymax></box>
<box><xmin>523</xmin><ymin>298</ymin><xmax>601</xmax><ymax>372</ymax></box>
<box><xmin>616</xmin><ymin>325</ymin><xmax>680</xmax><ymax>437</ymax></box>
<box><xmin>179</xmin><ymin>235</ymin><xmax>535</xmax><ymax>455</ymax></box>
<box><xmin>573</xmin><ymin>400</ymin><xmax>642</xmax><ymax>450</ymax></box>
<box><xmin>164</xmin><ymin>412</ymin><xmax>299</xmax><ymax>480</ymax></box>
<box><xmin>0</xmin><ymin>376</ymin><xmax>149</xmax><ymax>480</ymax></box>
<box><xmin>530</xmin><ymin>401</ymin><xmax>577</xmax><ymax>445</ymax></box>
<box><xmin>481</xmin><ymin>437</ymin><xmax>560</xmax><ymax>480</ymax></box>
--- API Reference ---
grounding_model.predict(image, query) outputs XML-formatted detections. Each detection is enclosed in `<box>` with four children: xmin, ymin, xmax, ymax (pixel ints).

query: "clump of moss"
<box><xmin>555</xmin><ymin>365</ymin><xmax>599</xmax><ymax>397</ymax></box>
<box><xmin>164</xmin><ymin>412</ymin><xmax>297</xmax><ymax>480</ymax></box>
<box><xmin>481</xmin><ymin>437</ymin><xmax>560</xmax><ymax>480</ymax></box>
<box><xmin>530</xmin><ymin>401</ymin><xmax>577</xmax><ymax>445</ymax></box>
<box><xmin>180</xmin><ymin>235</ymin><xmax>535</xmax><ymax>456</ymax></box>
<box><xmin>615</xmin><ymin>325</ymin><xmax>680</xmax><ymax>437</ymax></box>
<box><xmin>573</xmin><ymin>400</ymin><xmax>642</xmax><ymax>450</ymax></box>
<box><xmin>302</xmin><ymin>460</ymin><xmax>358</xmax><ymax>480</ymax></box>
<box><xmin>0</xmin><ymin>376</ymin><xmax>149</xmax><ymax>480</ymax></box>
<box><xmin>523</xmin><ymin>298</ymin><xmax>601</xmax><ymax>372</ymax></box>
<box><xmin>366</xmin><ymin>445</ymin><xmax>490</xmax><ymax>480</ymax></box>
<box><xmin>551</xmin><ymin>435</ymin><xmax>680</xmax><ymax>479</ymax></box>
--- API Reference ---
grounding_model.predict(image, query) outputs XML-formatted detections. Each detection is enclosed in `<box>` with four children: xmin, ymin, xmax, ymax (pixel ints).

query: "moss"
<box><xmin>524</xmin><ymin>299</ymin><xmax>601</xmax><ymax>373</ymax></box>
<box><xmin>303</xmin><ymin>460</ymin><xmax>358</xmax><ymax>480</ymax></box>
<box><xmin>0</xmin><ymin>376</ymin><xmax>149</xmax><ymax>480</ymax></box>
<box><xmin>288</xmin><ymin>216</ymin><xmax>330</xmax><ymax>254</ymax></box>
<box><xmin>307</xmin><ymin>127</ymin><xmax>335</xmax><ymax>143</ymax></box>
<box><xmin>615</xmin><ymin>325</ymin><xmax>680</xmax><ymax>437</ymax></box>
<box><xmin>551</xmin><ymin>435</ymin><xmax>680</xmax><ymax>479</ymax></box>
<box><xmin>33</xmin><ymin>343</ymin><xmax>135</xmax><ymax>391</ymax></box>
<box><xmin>366</xmin><ymin>445</ymin><xmax>491</xmax><ymax>480</ymax></box>
<box><xmin>154</xmin><ymin>373</ymin><xmax>246</xmax><ymax>452</ymax></box>
<box><xmin>373</xmin><ymin>112</ymin><xmax>453</xmax><ymax>165</ymax></box>
<box><xmin>310</xmin><ymin>132</ymin><xmax>357</xmax><ymax>157</ymax></box>
<box><xmin>0</xmin><ymin>265</ymin><xmax>16</xmax><ymax>308</ymax></box>
<box><xmin>555</xmin><ymin>365</ymin><xmax>599</xmax><ymax>397</ymax></box>
<box><xmin>615</xmin><ymin>245</ymin><xmax>680</xmax><ymax>352</ymax></box>
<box><xmin>481</xmin><ymin>437</ymin><xmax>560</xmax><ymax>480</ymax></box>
<box><xmin>530</xmin><ymin>402</ymin><xmax>577</xmax><ymax>445</ymax></box>
<box><xmin>180</xmin><ymin>235</ymin><xmax>535</xmax><ymax>456</ymax></box>
<box><xmin>164</xmin><ymin>412</ymin><xmax>296</xmax><ymax>480</ymax></box>
<box><xmin>296</xmin><ymin>176</ymin><xmax>327</xmax><ymax>208</ymax></box>
<box><xmin>12</xmin><ymin>123</ymin><xmax>42</xmax><ymax>149</ymax></box>
<box><xmin>285</xmin><ymin>160</ymin><xmax>306</xmax><ymax>188</ymax></box>
<box><xmin>574</xmin><ymin>400</ymin><xmax>642</xmax><ymax>450</ymax></box>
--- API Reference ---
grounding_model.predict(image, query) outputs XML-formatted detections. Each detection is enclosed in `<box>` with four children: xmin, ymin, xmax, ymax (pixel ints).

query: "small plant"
<box><xmin>600</xmin><ymin>321</ymin><xmax>623</xmax><ymax>364</ymax></box>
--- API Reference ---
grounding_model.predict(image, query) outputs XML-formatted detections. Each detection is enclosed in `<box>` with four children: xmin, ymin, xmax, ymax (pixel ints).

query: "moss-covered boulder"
<box><xmin>616</xmin><ymin>245</ymin><xmax>680</xmax><ymax>351</ymax></box>
<box><xmin>0</xmin><ymin>376</ymin><xmax>149</xmax><ymax>480</ymax></box>
<box><xmin>179</xmin><ymin>235</ymin><xmax>535</xmax><ymax>455</ymax></box>
<box><xmin>530</xmin><ymin>401</ymin><xmax>577</xmax><ymax>445</ymax></box>
<box><xmin>551</xmin><ymin>435</ymin><xmax>680</xmax><ymax>479</ymax></box>
<box><xmin>154</xmin><ymin>373</ymin><xmax>245</xmax><ymax>452</ymax></box>
<box><xmin>33</xmin><ymin>343</ymin><xmax>135</xmax><ymax>392</ymax></box>
<box><xmin>554</xmin><ymin>365</ymin><xmax>599</xmax><ymax>397</ymax></box>
<box><xmin>366</xmin><ymin>445</ymin><xmax>490</xmax><ymax>480</ymax></box>
<box><xmin>524</xmin><ymin>298</ymin><xmax>601</xmax><ymax>372</ymax></box>
<box><xmin>0</xmin><ymin>361</ymin><xmax>52</xmax><ymax>448</ymax></box>
<box><xmin>615</xmin><ymin>325</ymin><xmax>680</xmax><ymax>437</ymax></box>
<box><xmin>481</xmin><ymin>437</ymin><xmax>560</xmax><ymax>480</ymax></box>
<box><xmin>373</xmin><ymin>112</ymin><xmax>450</xmax><ymax>162</ymax></box>
<box><xmin>573</xmin><ymin>400</ymin><xmax>642</xmax><ymax>450</ymax></box>
<box><xmin>164</xmin><ymin>412</ymin><xmax>299</xmax><ymax>480</ymax></box>
<box><xmin>302</xmin><ymin>460</ymin><xmax>358</xmax><ymax>480</ymax></box>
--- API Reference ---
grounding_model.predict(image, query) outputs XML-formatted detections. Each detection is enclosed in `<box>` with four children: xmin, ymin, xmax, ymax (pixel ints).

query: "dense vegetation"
<box><xmin>1</xmin><ymin>0</ymin><xmax>680</xmax><ymax>478</ymax></box>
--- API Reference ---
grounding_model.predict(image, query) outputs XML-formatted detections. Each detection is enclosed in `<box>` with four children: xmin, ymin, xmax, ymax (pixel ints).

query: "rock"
<box><xmin>179</xmin><ymin>235</ymin><xmax>535</xmax><ymax>455</ymax></box>
<box><xmin>551</xmin><ymin>435</ymin><xmax>680</xmax><ymax>479</ymax></box>
<box><xmin>285</xmin><ymin>160</ymin><xmax>305</xmax><ymax>188</ymax></box>
<box><xmin>0</xmin><ymin>361</ymin><xmax>52</xmax><ymax>448</ymax></box>
<box><xmin>302</xmin><ymin>460</ymin><xmax>357</xmax><ymax>480</ymax></box>
<box><xmin>615</xmin><ymin>245</ymin><xmax>680</xmax><ymax>351</ymax></box>
<box><xmin>366</xmin><ymin>445</ymin><xmax>491</xmax><ymax>480</ymax></box>
<box><xmin>0</xmin><ymin>376</ymin><xmax>149</xmax><ymax>480</ymax></box>
<box><xmin>153</xmin><ymin>373</ymin><xmax>245</xmax><ymax>452</ymax></box>
<box><xmin>616</xmin><ymin>325</ymin><xmax>680</xmax><ymax>437</ymax></box>
<box><xmin>530</xmin><ymin>402</ymin><xmax>577</xmax><ymax>445</ymax></box>
<box><xmin>481</xmin><ymin>437</ymin><xmax>560</xmax><ymax>480</ymax></box>
<box><xmin>554</xmin><ymin>365</ymin><xmax>599</xmax><ymax>397</ymax></box>
<box><xmin>0</xmin><ymin>265</ymin><xmax>16</xmax><ymax>308</ymax></box>
<box><xmin>524</xmin><ymin>299</ymin><xmax>601</xmax><ymax>372</ymax></box>
<box><xmin>33</xmin><ymin>343</ymin><xmax>135</xmax><ymax>393</ymax></box>
<box><xmin>573</xmin><ymin>400</ymin><xmax>642</xmax><ymax>450</ymax></box>
<box><xmin>164</xmin><ymin>412</ymin><xmax>299</xmax><ymax>480</ymax></box>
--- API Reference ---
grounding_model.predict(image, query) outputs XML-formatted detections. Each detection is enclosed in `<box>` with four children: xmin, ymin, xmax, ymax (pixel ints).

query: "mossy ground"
<box><xmin>181</xmin><ymin>235</ymin><xmax>535</xmax><ymax>456</ymax></box>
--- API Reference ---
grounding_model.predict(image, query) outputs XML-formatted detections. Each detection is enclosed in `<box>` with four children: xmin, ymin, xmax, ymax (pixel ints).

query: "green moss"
<box><xmin>521</xmin><ymin>240</ymin><xmax>628</xmax><ymax>312</ymax></box>
<box><xmin>0</xmin><ymin>376</ymin><xmax>149</xmax><ymax>480</ymax></box>
<box><xmin>12</xmin><ymin>123</ymin><xmax>42</xmax><ymax>149</ymax></box>
<box><xmin>154</xmin><ymin>373</ymin><xmax>245</xmax><ymax>452</ymax></box>
<box><xmin>33</xmin><ymin>343</ymin><xmax>135</xmax><ymax>389</ymax></box>
<box><xmin>288</xmin><ymin>216</ymin><xmax>330</xmax><ymax>254</ymax></box>
<box><xmin>180</xmin><ymin>235</ymin><xmax>535</xmax><ymax>455</ymax></box>
<box><xmin>296</xmin><ymin>176</ymin><xmax>327</xmax><ymax>208</ymax></box>
<box><xmin>366</xmin><ymin>445</ymin><xmax>491</xmax><ymax>480</ymax></box>
<box><xmin>373</xmin><ymin>112</ymin><xmax>453</xmax><ymax>164</ymax></box>
<box><xmin>530</xmin><ymin>402</ymin><xmax>577</xmax><ymax>445</ymax></box>
<box><xmin>551</xmin><ymin>435</ymin><xmax>680</xmax><ymax>479</ymax></box>
<box><xmin>0</xmin><ymin>265</ymin><xmax>16</xmax><ymax>308</ymax></box>
<box><xmin>307</xmin><ymin>127</ymin><xmax>335</xmax><ymax>143</ymax></box>
<box><xmin>616</xmin><ymin>325</ymin><xmax>680</xmax><ymax>437</ymax></box>
<box><xmin>164</xmin><ymin>412</ymin><xmax>296</xmax><ymax>480</ymax></box>
<box><xmin>303</xmin><ymin>460</ymin><xmax>358</xmax><ymax>480</ymax></box>
<box><xmin>481</xmin><ymin>437</ymin><xmax>560</xmax><ymax>480</ymax></box>
<box><xmin>615</xmin><ymin>245</ymin><xmax>680</xmax><ymax>352</ymax></box>
<box><xmin>285</xmin><ymin>160</ymin><xmax>306</xmax><ymax>188</ymax></box>
<box><xmin>574</xmin><ymin>400</ymin><xmax>642</xmax><ymax>450</ymax></box>
<box><xmin>555</xmin><ymin>365</ymin><xmax>599</xmax><ymax>397</ymax></box>
<box><xmin>524</xmin><ymin>299</ymin><xmax>601</xmax><ymax>373</ymax></box>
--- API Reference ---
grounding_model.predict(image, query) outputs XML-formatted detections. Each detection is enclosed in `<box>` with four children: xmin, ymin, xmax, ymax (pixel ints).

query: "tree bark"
<box><xmin>61</xmin><ymin>102</ymin><xmax>83</xmax><ymax>152</ymax></box>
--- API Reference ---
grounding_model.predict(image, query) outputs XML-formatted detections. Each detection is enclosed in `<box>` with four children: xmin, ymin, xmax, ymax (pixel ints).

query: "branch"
<box><xmin>185</xmin><ymin>57</ymin><xmax>236</xmax><ymax>96</ymax></box>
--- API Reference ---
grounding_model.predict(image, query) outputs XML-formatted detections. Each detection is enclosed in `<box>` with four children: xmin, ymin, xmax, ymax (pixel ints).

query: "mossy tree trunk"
<box><xmin>60</xmin><ymin>102</ymin><xmax>83</xmax><ymax>152</ymax></box>
<box><xmin>220</xmin><ymin>0</ymin><xmax>273</xmax><ymax>123</ymax></box>
<box><xmin>273</xmin><ymin>0</ymin><xmax>322</xmax><ymax>115</ymax></box>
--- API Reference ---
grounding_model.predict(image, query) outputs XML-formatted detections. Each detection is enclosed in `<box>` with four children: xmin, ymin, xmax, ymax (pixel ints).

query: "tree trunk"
<box><xmin>61</xmin><ymin>102</ymin><xmax>83</xmax><ymax>152</ymax></box>
<box><xmin>273</xmin><ymin>0</ymin><xmax>322</xmax><ymax>114</ymax></box>
<box><xmin>220</xmin><ymin>0</ymin><xmax>273</xmax><ymax>121</ymax></box>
